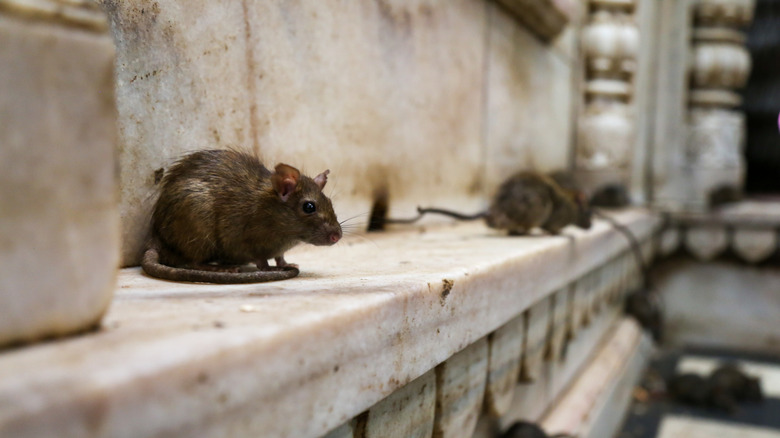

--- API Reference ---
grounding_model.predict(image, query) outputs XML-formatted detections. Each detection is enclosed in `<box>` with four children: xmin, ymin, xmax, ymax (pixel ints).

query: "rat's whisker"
<box><xmin>342</xmin><ymin>231</ymin><xmax>379</xmax><ymax>248</ymax></box>
<box><xmin>340</xmin><ymin>212</ymin><xmax>369</xmax><ymax>225</ymax></box>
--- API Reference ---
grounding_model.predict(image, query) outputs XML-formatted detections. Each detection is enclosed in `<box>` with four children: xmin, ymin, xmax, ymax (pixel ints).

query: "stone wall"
<box><xmin>104</xmin><ymin>0</ymin><xmax>583</xmax><ymax>266</ymax></box>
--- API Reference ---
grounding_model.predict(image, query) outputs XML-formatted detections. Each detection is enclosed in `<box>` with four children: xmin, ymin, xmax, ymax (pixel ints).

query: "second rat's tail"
<box><xmin>416</xmin><ymin>207</ymin><xmax>487</xmax><ymax>221</ymax></box>
<box><xmin>593</xmin><ymin>209</ymin><xmax>648</xmax><ymax>289</ymax></box>
<box><xmin>378</xmin><ymin>207</ymin><xmax>486</xmax><ymax>226</ymax></box>
<box><xmin>141</xmin><ymin>245</ymin><xmax>298</xmax><ymax>284</ymax></box>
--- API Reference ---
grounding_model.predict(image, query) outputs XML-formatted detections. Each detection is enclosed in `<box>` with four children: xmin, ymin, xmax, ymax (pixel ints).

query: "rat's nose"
<box><xmin>329</xmin><ymin>231</ymin><xmax>341</xmax><ymax>244</ymax></box>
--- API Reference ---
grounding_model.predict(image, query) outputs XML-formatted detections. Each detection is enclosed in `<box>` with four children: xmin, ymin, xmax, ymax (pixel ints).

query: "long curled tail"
<box><xmin>141</xmin><ymin>247</ymin><xmax>299</xmax><ymax>284</ymax></box>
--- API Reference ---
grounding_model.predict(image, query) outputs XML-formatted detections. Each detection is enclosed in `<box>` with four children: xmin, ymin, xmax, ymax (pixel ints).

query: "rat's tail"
<box><xmin>378</xmin><ymin>207</ymin><xmax>486</xmax><ymax>227</ymax></box>
<box><xmin>141</xmin><ymin>245</ymin><xmax>298</xmax><ymax>284</ymax></box>
<box><xmin>416</xmin><ymin>207</ymin><xmax>487</xmax><ymax>221</ymax></box>
<box><xmin>592</xmin><ymin>209</ymin><xmax>649</xmax><ymax>290</ymax></box>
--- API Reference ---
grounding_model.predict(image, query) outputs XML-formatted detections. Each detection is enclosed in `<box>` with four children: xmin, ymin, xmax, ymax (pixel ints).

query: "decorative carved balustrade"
<box><xmin>575</xmin><ymin>0</ymin><xmax>640</xmax><ymax>196</ymax></box>
<box><xmin>659</xmin><ymin>201</ymin><xmax>780</xmax><ymax>263</ymax></box>
<box><xmin>0</xmin><ymin>212</ymin><xmax>660</xmax><ymax>438</ymax></box>
<box><xmin>685</xmin><ymin>0</ymin><xmax>755</xmax><ymax>208</ymax></box>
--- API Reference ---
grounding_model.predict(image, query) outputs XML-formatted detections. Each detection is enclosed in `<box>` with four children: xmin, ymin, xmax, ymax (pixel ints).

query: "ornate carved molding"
<box><xmin>575</xmin><ymin>0</ymin><xmax>639</xmax><ymax>192</ymax></box>
<box><xmin>684</xmin><ymin>0</ymin><xmax>754</xmax><ymax>208</ymax></box>
<box><xmin>665</xmin><ymin>201</ymin><xmax>780</xmax><ymax>263</ymax></box>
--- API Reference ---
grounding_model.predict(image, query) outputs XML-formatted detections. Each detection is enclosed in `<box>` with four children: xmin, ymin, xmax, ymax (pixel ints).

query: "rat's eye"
<box><xmin>302</xmin><ymin>201</ymin><xmax>317</xmax><ymax>214</ymax></box>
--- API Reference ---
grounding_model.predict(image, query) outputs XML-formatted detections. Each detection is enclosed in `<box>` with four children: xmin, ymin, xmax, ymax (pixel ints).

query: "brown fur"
<box><xmin>142</xmin><ymin>149</ymin><xmax>341</xmax><ymax>283</ymax></box>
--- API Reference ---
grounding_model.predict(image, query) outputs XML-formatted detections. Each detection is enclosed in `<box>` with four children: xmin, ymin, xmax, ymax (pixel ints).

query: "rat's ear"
<box><xmin>313</xmin><ymin>169</ymin><xmax>330</xmax><ymax>190</ymax></box>
<box><xmin>272</xmin><ymin>163</ymin><xmax>301</xmax><ymax>202</ymax></box>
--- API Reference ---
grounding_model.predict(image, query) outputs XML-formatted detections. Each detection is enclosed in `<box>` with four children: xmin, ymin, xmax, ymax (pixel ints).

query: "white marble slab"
<box><xmin>0</xmin><ymin>12</ymin><xmax>118</xmax><ymax>346</ymax></box>
<box><xmin>541</xmin><ymin>319</ymin><xmax>652</xmax><ymax>438</ymax></box>
<box><xmin>0</xmin><ymin>210</ymin><xmax>658</xmax><ymax>438</ymax></box>
<box><xmin>654</xmin><ymin>257</ymin><xmax>780</xmax><ymax>355</ymax></box>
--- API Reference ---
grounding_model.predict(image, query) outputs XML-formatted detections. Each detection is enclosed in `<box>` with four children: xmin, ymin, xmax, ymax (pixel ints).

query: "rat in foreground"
<box><xmin>142</xmin><ymin>149</ymin><xmax>342</xmax><ymax>283</ymax></box>
<box><xmin>384</xmin><ymin>172</ymin><xmax>591</xmax><ymax>235</ymax></box>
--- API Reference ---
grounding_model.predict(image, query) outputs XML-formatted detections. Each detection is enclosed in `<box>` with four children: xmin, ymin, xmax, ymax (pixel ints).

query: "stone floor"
<box><xmin>617</xmin><ymin>348</ymin><xmax>780</xmax><ymax>438</ymax></box>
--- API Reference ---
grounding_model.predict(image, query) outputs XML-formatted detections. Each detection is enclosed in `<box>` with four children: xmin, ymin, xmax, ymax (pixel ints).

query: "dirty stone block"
<box><xmin>732</xmin><ymin>228</ymin><xmax>777</xmax><ymax>263</ymax></box>
<box><xmin>433</xmin><ymin>337</ymin><xmax>488</xmax><ymax>438</ymax></box>
<box><xmin>0</xmin><ymin>14</ymin><xmax>118</xmax><ymax>346</ymax></box>
<box><xmin>599</xmin><ymin>257</ymin><xmax>618</xmax><ymax>305</ymax></box>
<box><xmin>684</xmin><ymin>225</ymin><xmax>729</xmax><ymax>260</ymax></box>
<box><xmin>106</xmin><ymin>0</ymin><xmax>487</xmax><ymax>265</ymax></box>
<box><xmin>569</xmin><ymin>275</ymin><xmax>588</xmax><ymax>334</ymax></box>
<box><xmin>503</xmin><ymin>364</ymin><xmax>553</xmax><ymax>427</ymax></box>
<box><xmin>580</xmin><ymin>270</ymin><xmax>599</xmax><ymax>325</ymax></box>
<box><xmin>365</xmin><ymin>369</ymin><xmax>436</xmax><ymax>438</ymax></box>
<box><xmin>546</xmin><ymin>288</ymin><xmax>569</xmax><ymax>363</ymax></box>
<box><xmin>485</xmin><ymin>314</ymin><xmax>524</xmax><ymax>418</ymax></box>
<box><xmin>549</xmin><ymin>305</ymin><xmax>623</xmax><ymax>399</ymax></box>
<box><xmin>520</xmin><ymin>297</ymin><xmax>551</xmax><ymax>382</ymax></box>
<box><xmin>658</xmin><ymin>226</ymin><xmax>681</xmax><ymax>257</ymax></box>
<box><xmin>606</xmin><ymin>256</ymin><xmax>625</xmax><ymax>303</ymax></box>
<box><xmin>322</xmin><ymin>420</ymin><xmax>355</xmax><ymax>438</ymax></box>
<box><xmin>485</xmin><ymin>2</ymin><xmax>575</xmax><ymax>190</ymax></box>
<box><xmin>564</xmin><ymin>284</ymin><xmax>579</xmax><ymax>340</ymax></box>
<box><xmin>587</xmin><ymin>268</ymin><xmax>603</xmax><ymax>317</ymax></box>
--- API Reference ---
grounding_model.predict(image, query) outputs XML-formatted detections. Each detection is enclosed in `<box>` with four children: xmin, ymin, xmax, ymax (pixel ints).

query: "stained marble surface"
<box><xmin>0</xmin><ymin>210</ymin><xmax>658</xmax><ymax>438</ymax></box>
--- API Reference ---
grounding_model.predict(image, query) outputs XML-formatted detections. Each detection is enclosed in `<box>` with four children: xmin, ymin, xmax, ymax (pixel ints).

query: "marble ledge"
<box><xmin>0</xmin><ymin>209</ymin><xmax>660</xmax><ymax>438</ymax></box>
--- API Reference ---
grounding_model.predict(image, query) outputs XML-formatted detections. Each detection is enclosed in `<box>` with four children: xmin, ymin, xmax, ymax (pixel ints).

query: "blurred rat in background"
<box><xmin>668</xmin><ymin>362</ymin><xmax>763</xmax><ymax>413</ymax></box>
<box><xmin>377</xmin><ymin>171</ymin><xmax>591</xmax><ymax>235</ymax></box>
<box><xmin>142</xmin><ymin>149</ymin><xmax>342</xmax><ymax>284</ymax></box>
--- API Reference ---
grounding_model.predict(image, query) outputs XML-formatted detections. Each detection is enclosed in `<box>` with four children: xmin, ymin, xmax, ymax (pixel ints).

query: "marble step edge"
<box><xmin>0</xmin><ymin>209</ymin><xmax>659</xmax><ymax>438</ymax></box>
<box><xmin>541</xmin><ymin>318</ymin><xmax>654</xmax><ymax>438</ymax></box>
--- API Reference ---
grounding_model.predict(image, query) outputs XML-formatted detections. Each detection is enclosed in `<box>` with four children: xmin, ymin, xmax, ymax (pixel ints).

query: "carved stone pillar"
<box><xmin>685</xmin><ymin>0</ymin><xmax>754</xmax><ymax>209</ymax></box>
<box><xmin>575</xmin><ymin>0</ymin><xmax>639</xmax><ymax>196</ymax></box>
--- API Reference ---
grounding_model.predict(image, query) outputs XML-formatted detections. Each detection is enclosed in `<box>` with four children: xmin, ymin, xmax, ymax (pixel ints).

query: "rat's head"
<box><xmin>271</xmin><ymin>164</ymin><xmax>342</xmax><ymax>246</ymax></box>
<box><xmin>484</xmin><ymin>206</ymin><xmax>513</xmax><ymax>231</ymax></box>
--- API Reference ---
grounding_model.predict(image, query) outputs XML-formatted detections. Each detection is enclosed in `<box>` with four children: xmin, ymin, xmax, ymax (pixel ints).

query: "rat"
<box><xmin>141</xmin><ymin>149</ymin><xmax>342</xmax><ymax>284</ymax></box>
<box><xmin>500</xmin><ymin>421</ymin><xmax>572</xmax><ymax>438</ymax></box>
<box><xmin>381</xmin><ymin>171</ymin><xmax>592</xmax><ymax>235</ymax></box>
<box><xmin>590</xmin><ymin>183</ymin><xmax>631</xmax><ymax>208</ymax></box>
<box><xmin>668</xmin><ymin>363</ymin><xmax>763</xmax><ymax>413</ymax></box>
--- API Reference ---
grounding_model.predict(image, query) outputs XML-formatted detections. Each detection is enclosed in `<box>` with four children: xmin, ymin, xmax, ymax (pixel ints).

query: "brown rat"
<box><xmin>668</xmin><ymin>363</ymin><xmax>763</xmax><ymax>413</ymax></box>
<box><xmin>142</xmin><ymin>149</ymin><xmax>342</xmax><ymax>283</ymax></box>
<box><xmin>383</xmin><ymin>171</ymin><xmax>591</xmax><ymax>235</ymax></box>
